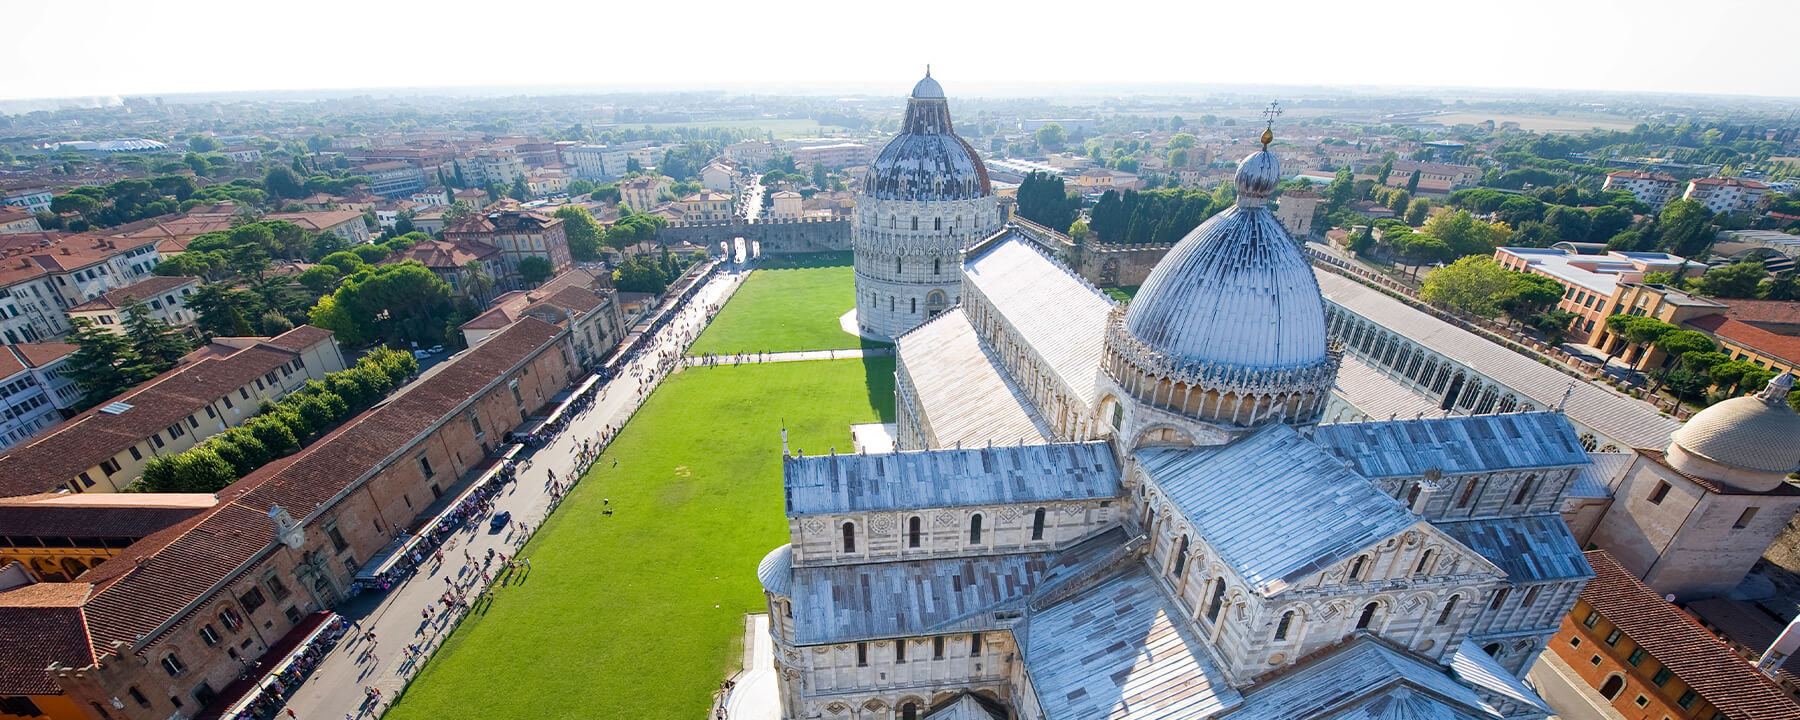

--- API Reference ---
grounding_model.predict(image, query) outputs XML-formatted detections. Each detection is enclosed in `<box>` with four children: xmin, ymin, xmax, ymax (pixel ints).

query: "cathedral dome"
<box><xmin>1122</xmin><ymin>149</ymin><xmax>1329</xmax><ymax>372</ymax></box>
<box><xmin>863</xmin><ymin>71</ymin><xmax>991</xmax><ymax>202</ymax></box>
<box><xmin>1670</xmin><ymin>373</ymin><xmax>1800</xmax><ymax>475</ymax></box>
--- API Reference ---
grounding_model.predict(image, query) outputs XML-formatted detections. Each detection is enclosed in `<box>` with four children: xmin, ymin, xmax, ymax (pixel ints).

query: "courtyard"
<box><xmin>384</xmin><ymin>356</ymin><xmax>895</xmax><ymax>720</ymax></box>
<box><xmin>689</xmin><ymin>252</ymin><xmax>889</xmax><ymax>355</ymax></box>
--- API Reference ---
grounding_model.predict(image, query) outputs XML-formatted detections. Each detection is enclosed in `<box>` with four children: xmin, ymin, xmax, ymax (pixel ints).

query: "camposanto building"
<box><xmin>851</xmin><ymin>72</ymin><xmax>1005</xmax><ymax>341</ymax></box>
<box><xmin>761</xmin><ymin>124</ymin><xmax>1593</xmax><ymax>720</ymax></box>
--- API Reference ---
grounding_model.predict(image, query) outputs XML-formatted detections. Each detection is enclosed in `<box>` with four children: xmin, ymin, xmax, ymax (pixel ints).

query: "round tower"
<box><xmin>1099</xmin><ymin>128</ymin><xmax>1342</xmax><ymax>448</ymax></box>
<box><xmin>852</xmin><ymin>70</ymin><xmax>1004</xmax><ymax>340</ymax></box>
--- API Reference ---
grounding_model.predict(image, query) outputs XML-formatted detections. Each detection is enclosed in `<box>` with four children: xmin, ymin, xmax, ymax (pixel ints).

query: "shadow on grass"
<box><xmin>758</xmin><ymin>251</ymin><xmax>852</xmax><ymax>269</ymax></box>
<box><xmin>862</xmin><ymin>355</ymin><xmax>897</xmax><ymax>423</ymax></box>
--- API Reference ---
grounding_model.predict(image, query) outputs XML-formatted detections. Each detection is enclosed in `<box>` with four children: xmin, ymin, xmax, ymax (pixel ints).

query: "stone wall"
<box><xmin>657</xmin><ymin>217</ymin><xmax>851</xmax><ymax>255</ymax></box>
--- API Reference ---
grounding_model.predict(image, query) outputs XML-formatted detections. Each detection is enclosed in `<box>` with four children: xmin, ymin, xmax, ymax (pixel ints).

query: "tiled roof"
<box><xmin>1022</xmin><ymin>567</ymin><xmax>1243</xmax><ymax>720</ymax></box>
<box><xmin>0</xmin><ymin>583</ymin><xmax>96</xmax><ymax>694</ymax></box>
<box><xmin>67</xmin><ymin>275</ymin><xmax>199</xmax><ymax>312</ymax></box>
<box><xmin>783</xmin><ymin>442</ymin><xmax>1117</xmax><ymax>516</ymax></box>
<box><xmin>459</xmin><ymin>270</ymin><xmax>610</xmax><ymax>331</ymax></box>
<box><xmin>1607</xmin><ymin>171</ymin><xmax>1679</xmax><ymax>182</ymax></box>
<box><xmin>1312</xmin><ymin>412</ymin><xmax>1589</xmax><ymax>479</ymax></box>
<box><xmin>262</xmin><ymin>210</ymin><xmax>364</xmax><ymax>231</ymax></box>
<box><xmin>263</xmin><ymin>324</ymin><xmax>336</xmax><ymax>353</ymax></box>
<box><xmin>67</xmin><ymin>318</ymin><xmax>564</xmax><ymax>654</ymax></box>
<box><xmin>1435</xmin><ymin>515</ymin><xmax>1591</xmax><ymax>584</ymax></box>
<box><xmin>11</xmin><ymin>233</ymin><xmax>158</xmax><ymax>272</ymax></box>
<box><xmin>0</xmin><ymin>493</ymin><xmax>213</xmax><ymax>540</ymax></box>
<box><xmin>895</xmin><ymin>309</ymin><xmax>1053</xmax><ymax>449</ymax></box>
<box><xmin>1581</xmin><ymin>550</ymin><xmax>1800</xmax><ymax>720</ymax></box>
<box><xmin>1233</xmin><ymin>637</ymin><xmax>1504</xmax><ymax>720</ymax></box>
<box><xmin>1137</xmin><ymin>424</ymin><xmax>1421</xmax><ymax>595</ymax></box>
<box><xmin>383</xmin><ymin>238</ymin><xmax>499</xmax><ymax>269</ymax></box>
<box><xmin>963</xmin><ymin>234</ymin><xmax>1111</xmax><ymax>406</ymax></box>
<box><xmin>1688</xmin><ymin>314</ymin><xmax>1800</xmax><ymax>366</ymax></box>
<box><xmin>1691</xmin><ymin>177</ymin><xmax>1767</xmax><ymax>189</ymax></box>
<box><xmin>789</xmin><ymin>552</ymin><xmax>1050</xmax><ymax>645</ymax></box>
<box><xmin>1724</xmin><ymin>300</ymin><xmax>1800</xmax><ymax>327</ymax></box>
<box><xmin>123</xmin><ymin>215</ymin><xmax>236</xmax><ymax>241</ymax></box>
<box><xmin>0</xmin><ymin>326</ymin><xmax>336</xmax><ymax>498</ymax></box>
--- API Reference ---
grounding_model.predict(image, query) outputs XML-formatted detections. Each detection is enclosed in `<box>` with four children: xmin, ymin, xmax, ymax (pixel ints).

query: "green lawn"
<box><xmin>1104</xmin><ymin>285</ymin><xmax>1140</xmax><ymax>302</ymax></box>
<box><xmin>689</xmin><ymin>252</ymin><xmax>889</xmax><ymax>355</ymax></box>
<box><xmin>388</xmin><ymin>357</ymin><xmax>895</xmax><ymax>720</ymax></box>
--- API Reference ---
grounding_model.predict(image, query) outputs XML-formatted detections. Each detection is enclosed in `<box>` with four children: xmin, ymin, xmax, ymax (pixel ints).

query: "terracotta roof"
<box><xmin>0</xmin><ymin>206</ymin><xmax>32</xmax><ymax>223</ymax></box>
<box><xmin>0</xmin><ymin>348</ymin><xmax>22</xmax><ymax>378</ymax></box>
<box><xmin>0</xmin><ymin>583</ymin><xmax>96</xmax><ymax>694</ymax></box>
<box><xmin>1581</xmin><ymin>550</ymin><xmax>1800</xmax><ymax>720</ymax></box>
<box><xmin>264</xmin><ymin>324</ymin><xmax>336</xmax><ymax>353</ymax></box>
<box><xmin>123</xmin><ymin>215</ymin><xmax>235</xmax><ymax>242</ymax></box>
<box><xmin>1608</xmin><ymin>171</ymin><xmax>1680</xmax><ymax>182</ymax></box>
<box><xmin>262</xmin><ymin>210</ymin><xmax>364</xmax><ymax>231</ymax></box>
<box><xmin>1723</xmin><ymin>300</ymin><xmax>1800</xmax><ymax>327</ymax></box>
<box><xmin>383</xmin><ymin>238</ymin><xmax>499</xmax><ymax>269</ymax></box>
<box><xmin>71</xmin><ymin>318</ymin><xmax>564</xmax><ymax>653</ymax></box>
<box><xmin>0</xmin><ymin>341</ymin><xmax>310</xmax><ymax>498</ymax></box>
<box><xmin>1687</xmin><ymin>314</ymin><xmax>1800</xmax><ymax>367</ymax></box>
<box><xmin>9</xmin><ymin>342</ymin><xmax>77</xmax><ymax>368</ymax></box>
<box><xmin>0</xmin><ymin>497</ymin><xmax>212</xmax><ymax>540</ymax></box>
<box><xmin>0</xmin><ymin>233</ymin><xmax>157</xmax><ymax>286</ymax></box>
<box><xmin>1692</xmin><ymin>177</ymin><xmax>1768</xmax><ymax>189</ymax></box>
<box><xmin>1636</xmin><ymin>448</ymin><xmax>1800</xmax><ymax>496</ymax></box>
<box><xmin>67</xmin><ymin>275</ymin><xmax>199</xmax><ymax>312</ymax></box>
<box><xmin>459</xmin><ymin>269</ymin><xmax>609</xmax><ymax>331</ymax></box>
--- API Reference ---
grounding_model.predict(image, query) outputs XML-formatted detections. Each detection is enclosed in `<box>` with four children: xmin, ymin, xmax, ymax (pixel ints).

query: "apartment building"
<box><xmin>1492</xmin><ymin>246</ymin><xmax>1694</xmax><ymax>341</ymax></box>
<box><xmin>442</xmin><ymin>211</ymin><xmax>571</xmax><ymax>287</ymax></box>
<box><xmin>0</xmin><ymin>206</ymin><xmax>42</xmax><ymax>235</ymax></box>
<box><xmin>0</xmin><ymin>342</ymin><xmax>78</xmax><ymax>451</ymax></box>
<box><xmin>0</xmin><ymin>233</ymin><xmax>163</xmax><ymax>345</ymax></box>
<box><xmin>0</xmin><ymin>325</ymin><xmax>345</xmax><ymax>498</ymax></box>
<box><xmin>1603</xmin><ymin>171</ymin><xmax>1683</xmax><ymax>210</ymax></box>
<box><xmin>65</xmin><ymin>275</ymin><xmax>202</xmax><ymax>335</ymax></box>
<box><xmin>1684</xmin><ymin>177</ymin><xmax>1768</xmax><ymax>215</ymax></box>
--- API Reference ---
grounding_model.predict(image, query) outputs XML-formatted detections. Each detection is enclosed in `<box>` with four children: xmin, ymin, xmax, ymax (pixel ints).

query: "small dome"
<box><xmin>1671</xmin><ymin>374</ymin><xmax>1800</xmax><ymax>475</ymax></box>
<box><xmin>911</xmin><ymin>70</ymin><xmax>944</xmax><ymax>99</ymax></box>
<box><xmin>757</xmin><ymin>544</ymin><xmax>792</xmax><ymax>596</ymax></box>
<box><xmin>1121</xmin><ymin>149</ymin><xmax>1327</xmax><ymax>372</ymax></box>
<box><xmin>1234</xmin><ymin>150</ymin><xmax>1281</xmax><ymax>205</ymax></box>
<box><xmin>863</xmin><ymin>73</ymin><xmax>990</xmax><ymax>202</ymax></box>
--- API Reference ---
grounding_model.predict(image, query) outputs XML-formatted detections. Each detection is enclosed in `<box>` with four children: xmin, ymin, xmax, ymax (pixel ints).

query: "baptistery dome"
<box><xmin>863</xmin><ymin>69</ymin><xmax>991</xmax><ymax>202</ymax></box>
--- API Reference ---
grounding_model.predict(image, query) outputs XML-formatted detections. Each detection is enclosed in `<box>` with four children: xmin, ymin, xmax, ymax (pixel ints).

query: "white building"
<box><xmin>66</xmin><ymin>275</ymin><xmax>202</xmax><ymax>335</ymax></box>
<box><xmin>1683</xmin><ymin>177</ymin><xmax>1768</xmax><ymax>215</ymax></box>
<box><xmin>790</xmin><ymin>142</ymin><xmax>875</xmax><ymax>171</ymax></box>
<box><xmin>0</xmin><ymin>206</ymin><xmax>42</xmax><ymax>235</ymax></box>
<box><xmin>701</xmin><ymin>162</ymin><xmax>738</xmax><ymax>193</ymax></box>
<box><xmin>1</xmin><ymin>188</ymin><xmax>54</xmax><ymax>214</ymax></box>
<box><xmin>0</xmin><ymin>342</ymin><xmax>78</xmax><ymax>450</ymax></box>
<box><xmin>770</xmin><ymin>190</ymin><xmax>804</xmax><ymax>219</ymax></box>
<box><xmin>1602</xmin><ymin>171</ymin><xmax>1682</xmax><ymax>210</ymax></box>
<box><xmin>762</xmin><ymin>130</ymin><xmax>1580</xmax><ymax>720</ymax></box>
<box><xmin>851</xmin><ymin>72</ymin><xmax>1004</xmax><ymax>341</ymax></box>
<box><xmin>725</xmin><ymin>141</ymin><xmax>775</xmax><ymax>169</ymax></box>
<box><xmin>0</xmin><ymin>232</ymin><xmax>162</xmax><ymax>346</ymax></box>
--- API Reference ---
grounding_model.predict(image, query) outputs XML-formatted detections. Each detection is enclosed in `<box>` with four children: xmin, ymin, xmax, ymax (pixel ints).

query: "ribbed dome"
<box><xmin>1671</xmin><ymin>374</ymin><xmax>1800</xmax><ymax>474</ymax></box>
<box><xmin>863</xmin><ymin>72</ymin><xmax>991</xmax><ymax>202</ymax></box>
<box><xmin>1122</xmin><ymin>150</ymin><xmax>1328</xmax><ymax>371</ymax></box>
<box><xmin>757</xmin><ymin>544</ymin><xmax>792</xmax><ymax>596</ymax></box>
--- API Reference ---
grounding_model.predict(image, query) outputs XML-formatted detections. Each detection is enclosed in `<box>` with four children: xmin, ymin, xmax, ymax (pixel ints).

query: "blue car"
<box><xmin>489</xmin><ymin>511</ymin><xmax>511</xmax><ymax>532</ymax></box>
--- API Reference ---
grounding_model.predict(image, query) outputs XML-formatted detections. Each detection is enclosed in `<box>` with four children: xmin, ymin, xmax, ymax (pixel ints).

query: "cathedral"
<box><xmin>759</xmin><ymin>75</ymin><xmax>1592</xmax><ymax>720</ymax></box>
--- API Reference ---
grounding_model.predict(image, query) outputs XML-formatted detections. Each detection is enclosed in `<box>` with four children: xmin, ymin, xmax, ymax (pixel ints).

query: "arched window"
<box><xmin>1414</xmin><ymin>550</ymin><xmax>1435</xmax><ymax>576</ymax></box>
<box><xmin>1456</xmin><ymin>478</ymin><xmax>1478</xmax><ymax>508</ymax></box>
<box><xmin>1513</xmin><ymin>474</ymin><xmax>1536</xmax><ymax>505</ymax></box>
<box><xmin>969</xmin><ymin>514</ymin><xmax>983</xmax><ymax>544</ymax></box>
<box><xmin>1031</xmin><ymin>508</ymin><xmax>1046</xmax><ymax>541</ymax></box>
<box><xmin>933</xmin><ymin>258</ymin><xmax>941</xmax><ymax>275</ymax></box>
<box><xmin>908</xmin><ymin>516</ymin><xmax>921</xmax><ymax>548</ymax></box>
<box><xmin>1275</xmin><ymin>611</ymin><xmax>1295</xmax><ymax>640</ymax></box>
<box><xmin>934</xmin><ymin>217</ymin><xmax>942</xmax><ymax>231</ymax></box>
<box><xmin>896</xmin><ymin>257</ymin><xmax>903</xmax><ymax>274</ymax></box>
<box><xmin>1205</xmin><ymin>581</ymin><xmax>1227</xmax><ymax>624</ymax></box>
<box><xmin>1356</xmin><ymin>602</ymin><xmax>1379</xmax><ymax>630</ymax></box>
<box><xmin>902</xmin><ymin>703</ymin><xmax>918</xmax><ymax>720</ymax></box>
<box><xmin>911</xmin><ymin>298</ymin><xmax>917</xmax><ymax>313</ymax></box>
<box><xmin>890</xmin><ymin>215</ymin><xmax>897</xmax><ymax>229</ymax></box>
<box><xmin>1172</xmin><ymin>535</ymin><xmax>1190</xmax><ymax>577</ymax></box>
<box><xmin>842</xmin><ymin>522</ymin><xmax>856</xmax><ymax>553</ymax></box>
<box><xmin>1436</xmin><ymin>594</ymin><xmax>1460</xmax><ymax>625</ymax></box>
<box><xmin>1349</xmin><ymin>556</ymin><xmax>1368</xmax><ymax>582</ymax></box>
<box><xmin>912</xmin><ymin>216</ymin><xmax>919</xmax><ymax>231</ymax></box>
<box><xmin>1598</xmin><ymin>673</ymin><xmax>1625</xmax><ymax>700</ymax></box>
<box><xmin>889</xmin><ymin>296</ymin><xmax>895</xmax><ymax>311</ymax></box>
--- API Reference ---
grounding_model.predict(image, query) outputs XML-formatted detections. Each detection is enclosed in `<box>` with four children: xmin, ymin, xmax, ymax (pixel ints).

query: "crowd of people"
<box><xmin>218</xmin><ymin>614</ymin><xmax>351</xmax><ymax>720</ymax></box>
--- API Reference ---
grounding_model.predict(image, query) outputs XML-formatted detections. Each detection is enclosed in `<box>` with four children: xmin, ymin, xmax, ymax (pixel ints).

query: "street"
<box><xmin>274</xmin><ymin>260</ymin><xmax>751</xmax><ymax>720</ymax></box>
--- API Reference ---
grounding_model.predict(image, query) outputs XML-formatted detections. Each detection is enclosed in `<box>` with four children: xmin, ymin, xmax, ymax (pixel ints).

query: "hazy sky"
<box><xmin>7</xmin><ymin>0</ymin><xmax>1798</xmax><ymax>101</ymax></box>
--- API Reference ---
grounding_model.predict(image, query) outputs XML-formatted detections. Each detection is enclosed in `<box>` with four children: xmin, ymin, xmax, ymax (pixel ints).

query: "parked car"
<box><xmin>412</xmin><ymin>350</ymin><xmax>431</xmax><ymax>360</ymax></box>
<box><xmin>428</xmin><ymin>345</ymin><xmax>445</xmax><ymax>355</ymax></box>
<box><xmin>489</xmin><ymin>511</ymin><xmax>512</xmax><ymax>532</ymax></box>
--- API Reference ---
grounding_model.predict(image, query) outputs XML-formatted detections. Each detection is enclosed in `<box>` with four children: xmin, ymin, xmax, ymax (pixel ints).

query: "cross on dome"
<box><xmin>1260</xmin><ymin>100</ymin><xmax>1282</xmax><ymax>148</ymax></box>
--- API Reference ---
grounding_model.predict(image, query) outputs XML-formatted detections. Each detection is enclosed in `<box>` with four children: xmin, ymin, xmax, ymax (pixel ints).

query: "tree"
<box><xmin>517</xmin><ymin>256</ymin><xmax>553</xmax><ymax>285</ymax></box>
<box><xmin>1405</xmin><ymin>198</ymin><xmax>1430</xmax><ymax>225</ymax></box>
<box><xmin>1588</xmin><ymin>205</ymin><xmax>1634</xmax><ymax>242</ymax></box>
<box><xmin>509</xmin><ymin>176</ymin><xmax>531</xmax><ymax>202</ymax></box>
<box><xmin>1655</xmin><ymin>199</ymin><xmax>1715</xmax><ymax>257</ymax></box>
<box><xmin>64</xmin><ymin>318</ymin><xmax>149</xmax><ymax>409</ymax></box>
<box><xmin>187</xmin><ymin>135</ymin><xmax>221</xmax><ymax>153</ymax></box>
<box><xmin>1068</xmin><ymin>219</ymin><xmax>1089</xmax><ymax>238</ymax></box>
<box><xmin>462</xmin><ymin>259</ymin><xmax>496</xmax><ymax>300</ymax></box>
<box><xmin>264</xmin><ymin>166</ymin><xmax>305</xmax><ymax>200</ymax></box>
<box><xmin>1404</xmin><ymin>170</ymin><xmax>1421</xmax><ymax>194</ymax></box>
<box><xmin>1498</xmin><ymin>273</ymin><xmax>1565</xmax><ymax>323</ymax></box>
<box><xmin>312</xmin><ymin>261</ymin><xmax>455</xmax><ymax>347</ymax></box>
<box><xmin>121</xmin><ymin>299</ymin><xmax>190</xmax><ymax>372</ymax></box>
<box><xmin>297</xmin><ymin>265</ymin><xmax>343</xmax><ymax>296</ymax></box>
<box><xmin>136</xmin><ymin>448</ymin><xmax>238</xmax><ymax>493</ymax></box>
<box><xmin>1386</xmin><ymin>189</ymin><xmax>1412</xmax><ymax>217</ymax></box>
<box><xmin>552</xmin><ymin>206</ymin><xmax>604</xmax><ymax>261</ymax></box>
<box><xmin>613</xmin><ymin>255</ymin><xmax>669</xmax><ymax>294</ymax></box>
<box><xmin>1016</xmin><ymin>171</ymin><xmax>1079</xmax><ymax>231</ymax></box>
<box><xmin>1420</xmin><ymin>256</ymin><xmax>1516</xmax><ymax>317</ymax></box>
<box><xmin>1034</xmin><ymin>123</ymin><xmax>1067</xmax><ymax>152</ymax></box>
<box><xmin>442</xmin><ymin>200</ymin><xmax>475</xmax><ymax>228</ymax></box>
<box><xmin>1421</xmin><ymin>210</ymin><xmax>1512</xmax><ymax>258</ymax></box>
<box><xmin>1693</xmin><ymin>259</ymin><xmax>1767</xmax><ymax>298</ymax></box>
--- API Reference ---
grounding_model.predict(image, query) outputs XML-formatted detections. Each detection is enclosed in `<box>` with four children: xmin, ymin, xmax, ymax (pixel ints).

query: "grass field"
<box><xmin>689</xmin><ymin>252</ymin><xmax>888</xmax><ymax>355</ymax></box>
<box><xmin>1104</xmin><ymin>285</ymin><xmax>1140</xmax><ymax>303</ymax></box>
<box><xmin>624</xmin><ymin>118</ymin><xmax>854</xmax><ymax>139</ymax></box>
<box><xmin>1430</xmin><ymin>112</ymin><xmax>1638</xmax><ymax>134</ymax></box>
<box><xmin>387</xmin><ymin>357</ymin><xmax>895</xmax><ymax>720</ymax></box>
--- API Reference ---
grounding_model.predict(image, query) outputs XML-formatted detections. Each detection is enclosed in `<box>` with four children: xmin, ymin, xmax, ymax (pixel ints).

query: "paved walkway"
<box><xmin>684</xmin><ymin>346</ymin><xmax>893</xmax><ymax>367</ymax></box>
<box><xmin>275</xmin><ymin>262</ymin><xmax>752</xmax><ymax>720</ymax></box>
<box><xmin>723</xmin><ymin>614</ymin><xmax>779</xmax><ymax>720</ymax></box>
